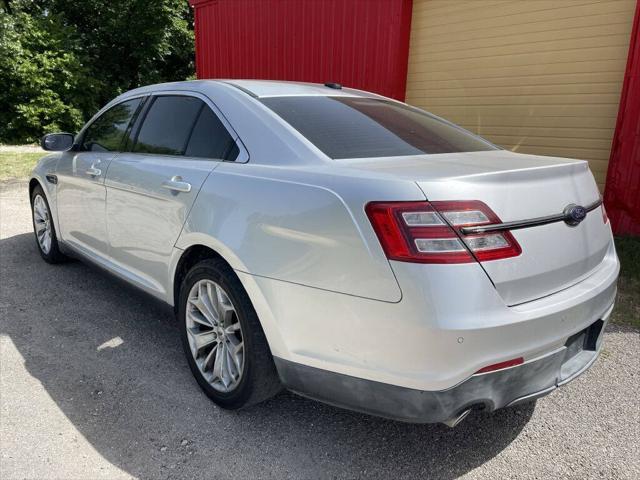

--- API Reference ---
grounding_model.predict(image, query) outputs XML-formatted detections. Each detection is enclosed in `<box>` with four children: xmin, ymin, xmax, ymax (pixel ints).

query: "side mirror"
<box><xmin>41</xmin><ymin>133</ymin><xmax>75</xmax><ymax>151</ymax></box>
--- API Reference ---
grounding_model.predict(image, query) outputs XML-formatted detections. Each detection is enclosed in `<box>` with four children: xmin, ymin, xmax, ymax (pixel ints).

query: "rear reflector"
<box><xmin>475</xmin><ymin>357</ymin><xmax>524</xmax><ymax>374</ymax></box>
<box><xmin>365</xmin><ymin>200</ymin><xmax>521</xmax><ymax>264</ymax></box>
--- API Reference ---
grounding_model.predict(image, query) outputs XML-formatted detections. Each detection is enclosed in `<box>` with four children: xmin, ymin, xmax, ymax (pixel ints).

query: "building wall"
<box><xmin>605</xmin><ymin>0</ymin><xmax>640</xmax><ymax>235</ymax></box>
<box><xmin>405</xmin><ymin>0</ymin><xmax>637</xmax><ymax>189</ymax></box>
<box><xmin>189</xmin><ymin>0</ymin><xmax>413</xmax><ymax>100</ymax></box>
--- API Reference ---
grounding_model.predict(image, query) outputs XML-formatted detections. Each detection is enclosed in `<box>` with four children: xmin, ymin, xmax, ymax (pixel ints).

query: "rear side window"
<box><xmin>260</xmin><ymin>96</ymin><xmax>497</xmax><ymax>159</ymax></box>
<box><xmin>185</xmin><ymin>106</ymin><xmax>238</xmax><ymax>160</ymax></box>
<box><xmin>82</xmin><ymin>98</ymin><xmax>142</xmax><ymax>152</ymax></box>
<box><xmin>134</xmin><ymin>96</ymin><xmax>202</xmax><ymax>155</ymax></box>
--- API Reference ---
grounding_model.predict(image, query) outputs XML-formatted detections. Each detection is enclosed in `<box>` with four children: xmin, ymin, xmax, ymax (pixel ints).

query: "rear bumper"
<box><xmin>275</xmin><ymin>319</ymin><xmax>606</xmax><ymax>424</ymax></box>
<box><xmin>240</xmin><ymin>239</ymin><xmax>618</xmax><ymax>392</ymax></box>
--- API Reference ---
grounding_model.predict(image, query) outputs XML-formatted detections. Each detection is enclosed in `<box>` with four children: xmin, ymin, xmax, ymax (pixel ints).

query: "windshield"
<box><xmin>260</xmin><ymin>96</ymin><xmax>497</xmax><ymax>159</ymax></box>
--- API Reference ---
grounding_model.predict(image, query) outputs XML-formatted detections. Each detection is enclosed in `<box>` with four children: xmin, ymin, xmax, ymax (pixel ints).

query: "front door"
<box><xmin>56</xmin><ymin>97</ymin><xmax>144</xmax><ymax>258</ymax></box>
<box><xmin>104</xmin><ymin>93</ymin><xmax>240</xmax><ymax>299</ymax></box>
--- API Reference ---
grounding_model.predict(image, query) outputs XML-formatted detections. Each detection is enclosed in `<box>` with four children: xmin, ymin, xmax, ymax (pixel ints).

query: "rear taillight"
<box><xmin>365</xmin><ymin>200</ymin><xmax>521</xmax><ymax>264</ymax></box>
<box><xmin>601</xmin><ymin>202</ymin><xmax>609</xmax><ymax>224</ymax></box>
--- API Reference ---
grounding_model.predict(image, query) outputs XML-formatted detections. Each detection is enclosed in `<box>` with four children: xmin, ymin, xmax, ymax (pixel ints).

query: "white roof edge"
<box><xmin>220</xmin><ymin>79</ymin><xmax>374</xmax><ymax>98</ymax></box>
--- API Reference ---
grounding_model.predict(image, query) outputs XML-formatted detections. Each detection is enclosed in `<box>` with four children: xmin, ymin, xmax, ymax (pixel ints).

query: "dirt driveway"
<box><xmin>1</xmin><ymin>182</ymin><xmax>639</xmax><ymax>479</ymax></box>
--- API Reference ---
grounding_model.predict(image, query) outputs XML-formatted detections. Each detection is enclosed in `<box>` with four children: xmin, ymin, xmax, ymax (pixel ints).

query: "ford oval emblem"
<box><xmin>564</xmin><ymin>204</ymin><xmax>587</xmax><ymax>226</ymax></box>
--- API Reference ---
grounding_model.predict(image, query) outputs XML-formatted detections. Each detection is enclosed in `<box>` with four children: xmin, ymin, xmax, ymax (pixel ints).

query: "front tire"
<box><xmin>30</xmin><ymin>185</ymin><xmax>67</xmax><ymax>263</ymax></box>
<box><xmin>178</xmin><ymin>258</ymin><xmax>282</xmax><ymax>409</ymax></box>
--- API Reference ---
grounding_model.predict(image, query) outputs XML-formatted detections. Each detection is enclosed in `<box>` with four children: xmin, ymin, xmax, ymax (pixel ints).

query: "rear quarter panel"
<box><xmin>176</xmin><ymin>162</ymin><xmax>427</xmax><ymax>303</ymax></box>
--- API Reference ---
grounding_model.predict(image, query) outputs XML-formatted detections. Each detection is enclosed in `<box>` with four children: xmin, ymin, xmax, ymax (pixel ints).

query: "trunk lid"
<box><xmin>343</xmin><ymin>150</ymin><xmax>612</xmax><ymax>305</ymax></box>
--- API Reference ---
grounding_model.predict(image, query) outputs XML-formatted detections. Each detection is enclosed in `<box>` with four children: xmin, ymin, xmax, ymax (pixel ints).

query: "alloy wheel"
<box><xmin>185</xmin><ymin>279</ymin><xmax>244</xmax><ymax>392</ymax></box>
<box><xmin>33</xmin><ymin>194</ymin><xmax>52</xmax><ymax>254</ymax></box>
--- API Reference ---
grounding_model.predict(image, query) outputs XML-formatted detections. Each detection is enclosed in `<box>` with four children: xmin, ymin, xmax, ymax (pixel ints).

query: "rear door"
<box><xmin>104</xmin><ymin>92</ymin><xmax>242</xmax><ymax>298</ymax></box>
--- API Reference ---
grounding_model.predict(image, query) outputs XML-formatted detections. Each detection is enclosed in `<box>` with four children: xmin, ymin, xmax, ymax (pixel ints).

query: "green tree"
<box><xmin>0</xmin><ymin>9</ymin><xmax>90</xmax><ymax>142</ymax></box>
<box><xmin>0</xmin><ymin>0</ymin><xmax>194</xmax><ymax>143</ymax></box>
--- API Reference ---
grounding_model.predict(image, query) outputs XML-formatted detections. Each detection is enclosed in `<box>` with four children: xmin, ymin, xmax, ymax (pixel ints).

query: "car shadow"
<box><xmin>0</xmin><ymin>232</ymin><xmax>534</xmax><ymax>479</ymax></box>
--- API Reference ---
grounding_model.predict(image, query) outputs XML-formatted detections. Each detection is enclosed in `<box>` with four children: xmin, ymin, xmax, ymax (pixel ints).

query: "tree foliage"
<box><xmin>0</xmin><ymin>0</ymin><xmax>194</xmax><ymax>143</ymax></box>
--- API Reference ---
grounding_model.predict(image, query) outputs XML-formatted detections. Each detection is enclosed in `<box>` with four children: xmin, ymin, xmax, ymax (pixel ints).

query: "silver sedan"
<box><xmin>30</xmin><ymin>80</ymin><xmax>618</xmax><ymax>426</ymax></box>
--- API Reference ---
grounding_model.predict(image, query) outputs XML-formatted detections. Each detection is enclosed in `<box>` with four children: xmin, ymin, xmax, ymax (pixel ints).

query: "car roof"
<box><xmin>118</xmin><ymin>79</ymin><xmax>374</xmax><ymax>101</ymax></box>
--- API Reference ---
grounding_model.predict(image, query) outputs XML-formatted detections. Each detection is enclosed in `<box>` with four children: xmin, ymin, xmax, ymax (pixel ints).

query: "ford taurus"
<box><xmin>30</xmin><ymin>80</ymin><xmax>619</xmax><ymax>426</ymax></box>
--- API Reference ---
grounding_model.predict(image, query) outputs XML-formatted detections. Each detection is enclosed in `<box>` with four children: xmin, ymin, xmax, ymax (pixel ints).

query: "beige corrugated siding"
<box><xmin>406</xmin><ymin>0</ymin><xmax>637</xmax><ymax>187</ymax></box>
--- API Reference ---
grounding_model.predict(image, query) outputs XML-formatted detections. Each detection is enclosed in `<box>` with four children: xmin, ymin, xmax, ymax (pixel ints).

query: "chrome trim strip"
<box><xmin>460</xmin><ymin>198</ymin><xmax>602</xmax><ymax>235</ymax></box>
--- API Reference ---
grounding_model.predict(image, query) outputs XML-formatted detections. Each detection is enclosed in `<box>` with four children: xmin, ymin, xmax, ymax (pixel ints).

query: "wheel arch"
<box><xmin>172</xmin><ymin>244</ymin><xmax>228</xmax><ymax>312</ymax></box>
<box><xmin>28</xmin><ymin>175</ymin><xmax>62</xmax><ymax>236</ymax></box>
<box><xmin>29</xmin><ymin>177</ymin><xmax>42</xmax><ymax>201</ymax></box>
<box><xmin>171</xmin><ymin>232</ymin><xmax>249</xmax><ymax>308</ymax></box>
<box><xmin>171</xmin><ymin>241</ymin><xmax>289</xmax><ymax>360</ymax></box>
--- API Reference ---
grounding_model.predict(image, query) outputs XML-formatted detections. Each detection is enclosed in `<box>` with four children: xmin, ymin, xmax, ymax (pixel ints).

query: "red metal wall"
<box><xmin>189</xmin><ymin>0</ymin><xmax>413</xmax><ymax>100</ymax></box>
<box><xmin>604</xmin><ymin>0</ymin><xmax>640</xmax><ymax>236</ymax></box>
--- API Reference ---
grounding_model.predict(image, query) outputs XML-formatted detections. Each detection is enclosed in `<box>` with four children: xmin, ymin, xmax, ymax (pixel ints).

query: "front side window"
<box><xmin>134</xmin><ymin>96</ymin><xmax>202</xmax><ymax>155</ymax></box>
<box><xmin>260</xmin><ymin>96</ymin><xmax>497</xmax><ymax>159</ymax></box>
<box><xmin>82</xmin><ymin>98</ymin><xmax>142</xmax><ymax>152</ymax></box>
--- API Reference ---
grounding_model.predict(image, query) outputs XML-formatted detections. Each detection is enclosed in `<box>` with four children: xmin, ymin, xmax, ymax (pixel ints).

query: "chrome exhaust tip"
<box><xmin>442</xmin><ymin>408</ymin><xmax>472</xmax><ymax>428</ymax></box>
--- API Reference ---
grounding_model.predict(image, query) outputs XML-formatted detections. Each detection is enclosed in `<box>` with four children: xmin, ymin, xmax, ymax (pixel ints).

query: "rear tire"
<box><xmin>30</xmin><ymin>185</ymin><xmax>68</xmax><ymax>264</ymax></box>
<box><xmin>178</xmin><ymin>258</ymin><xmax>282</xmax><ymax>409</ymax></box>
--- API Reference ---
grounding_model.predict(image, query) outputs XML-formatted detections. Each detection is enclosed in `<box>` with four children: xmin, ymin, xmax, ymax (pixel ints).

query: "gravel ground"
<box><xmin>1</xmin><ymin>182</ymin><xmax>639</xmax><ymax>480</ymax></box>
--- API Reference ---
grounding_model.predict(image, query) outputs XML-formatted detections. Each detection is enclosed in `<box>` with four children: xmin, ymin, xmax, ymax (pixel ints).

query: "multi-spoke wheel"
<box><xmin>186</xmin><ymin>279</ymin><xmax>244</xmax><ymax>392</ymax></box>
<box><xmin>33</xmin><ymin>194</ymin><xmax>52</xmax><ymax>254</ymax></box>
<box><xmin>30</xmin><ymin>185</ymin><xmax>67</xmax><ymax>263</ymax></box>
<box><xmin>179</xmin><ymin>258</ymin><xmax>281</xmax><ymax>409</ymax></box>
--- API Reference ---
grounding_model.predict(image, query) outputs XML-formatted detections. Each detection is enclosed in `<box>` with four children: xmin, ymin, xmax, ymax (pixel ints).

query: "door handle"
<box><xmin>86</xmin><ymin>166</ymin><xmax>102</xmax><ymax>176</ymax></box>
<box><xmin>161</xmin><ymin>176</ymin><xmax>192</xmax><ymax>193</ymax></box>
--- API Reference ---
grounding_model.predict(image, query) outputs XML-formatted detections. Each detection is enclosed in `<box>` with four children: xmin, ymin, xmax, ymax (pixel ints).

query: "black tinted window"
<box><xmin>185</xmin><ymin>106</ymin><xmax>237</xmax><ymax>160</ymax></box>
<box><xmin>134</xmin><ymin>96</ymin><xmax>202</xmax><ymax>155</ymax></box>
<box><xmin>261</xmin><ymin>96</ymin><xmax>496</xmax><ymax>159</ymax></box>
<box><xmin>82</xmin><ymin>98</ymin><xmax>141</xmax><ymax>152</ymax></box>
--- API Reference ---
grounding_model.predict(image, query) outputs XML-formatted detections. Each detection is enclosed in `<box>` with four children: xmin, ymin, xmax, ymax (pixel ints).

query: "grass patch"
<box><xmin>0</xmin><ymin>151</ymin><xmax>44</xmax><ymax>181</ymax></box>
<box><xmin>611</xmin><ymin>236</ymin><xmax>640</xmax><ymax>328</ymax></box>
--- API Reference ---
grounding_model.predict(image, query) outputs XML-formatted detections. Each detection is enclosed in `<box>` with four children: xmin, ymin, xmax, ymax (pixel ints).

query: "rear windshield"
<box><xmin>260</xmin><ymin>96</ymin><xmax>497</xmax><ymax>159</ymax></box>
